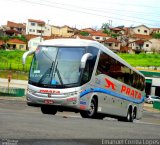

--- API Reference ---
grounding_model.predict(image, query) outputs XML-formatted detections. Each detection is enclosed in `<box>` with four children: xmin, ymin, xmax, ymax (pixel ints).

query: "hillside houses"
<box><xmin>102</xmin><ymin>38</ymin><xmax>121</xmax><ymax>52</ymax></box>
<box><xmin>0</xmin><ymin>19</ymin><xmax>160</xmax><ymax>52</ymax></box>
<box><xmin>51</xmin><ymin>25</ymin><xmax>78</xmax><ymax>37</ymax></box>
<box><xmin>26</xmin><ymin>19</ymin><xmax>51</xmax><ymax>36</ymax></box>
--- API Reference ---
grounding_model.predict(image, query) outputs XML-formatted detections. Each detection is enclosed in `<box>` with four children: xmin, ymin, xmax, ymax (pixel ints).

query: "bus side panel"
<box><xmin>135</xmin><ymin>103</ymin><xmax>143</xmax><ymax>119</ymax></box>
<box><xmin>89</xmin><ymin>74</ymin><xmax>144</xmax><ymax>118</ymax></box>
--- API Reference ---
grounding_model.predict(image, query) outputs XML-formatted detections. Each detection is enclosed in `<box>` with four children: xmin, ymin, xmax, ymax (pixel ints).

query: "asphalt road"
<box><xmin>0</xmin><ymin>99</ymin><xmax>160</xmax><ymax>143</ymax></box>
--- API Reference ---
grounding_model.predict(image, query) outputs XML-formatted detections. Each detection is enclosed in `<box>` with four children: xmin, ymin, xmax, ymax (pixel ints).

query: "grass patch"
<box><xmin>118</xmin><ymin>53</ymin><xmax>160</xmax><ymax>67</ymax></box>
<box><xmin>0</xmin><ymin>50</ymin><xmax>31</xmax><ymax>80</ymax></box>
<box><xmin>0</xmin><ymin>51</ymin><xmax>160</xmax><ymax>80</ymax></box>
<box><xmin>0</xmin><ymin>50</ymin><xmax>32</xmax><ymax>71</ymax></box>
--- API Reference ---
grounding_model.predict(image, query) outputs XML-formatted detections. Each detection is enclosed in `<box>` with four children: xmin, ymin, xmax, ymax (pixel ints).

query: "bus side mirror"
<box><xmin>22</xmin><ymin>49</ymin><xmax>35</xmax><ymax>64</ymax></box>
<box><xmin>80</xmin><ymin>53</ymin><xmax>93</xmax><ymax>69</ymax></box>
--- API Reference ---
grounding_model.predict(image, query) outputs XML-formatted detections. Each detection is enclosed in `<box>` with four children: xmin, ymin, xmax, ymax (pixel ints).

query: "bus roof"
<box><xmin>40</xmin><ymin>38</ymin><xmax>144</xmax><ymax>77</ymax></box>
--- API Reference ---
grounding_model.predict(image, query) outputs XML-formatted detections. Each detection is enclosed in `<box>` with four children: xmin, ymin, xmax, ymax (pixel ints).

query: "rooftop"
<box><xmin>131</xmin><ymin>34</ymin><xmax>152</xmax><ymax>40</ymax></box>
<box><xmin>28</xmin><ymin>19</ymin><xmax>45</xmax><ymax>24</ymax></box>
<box><xmin>103</xmin><ymin>38</ymin><xmax>121</xmax><ymax>43</ymax></box>
<box><xmin>7</xmin><ymin>21</ymin><xmax>25</xmax><ymax>28</ymax></box>
<box><xmin>75</xmin><ymin>35</ymin><xmax>94</xmax><ymax>40</ymax></box>
<box><xmin>7</xmin><ymin>39</ymin><xmax>26</xmax><ymax>44</ymax></box>
<box><xmin>90</xmin><ymin>31</ymin><xmax>109</xmax><ymax>37</ymax></box>
<box><xmin>0</xmin><ymin>40</ymin><xmax>5</xmax><ymax>45</ymax></box>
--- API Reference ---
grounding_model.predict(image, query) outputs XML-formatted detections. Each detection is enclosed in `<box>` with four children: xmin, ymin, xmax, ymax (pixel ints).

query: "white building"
<box><xmin>145</xmin><ymin>77</ymin><xmax>160</xmax><ymax>97</ymax></box>
<box><xmin>132</xmin><ymin>25</ymin><xmax>151</xmax><ymax>35</ymax></box>
<box><xmin>129</xmin><ymin>40</ymin><xmax>152</xmax><ymax>52</ymax></box>
<box><xmin>26</xmin><ymin>19</ymin><xmax>51</xmax><ymax>36</ymax></box>
<box><xmin>28</xmin><ymin>37</ymin><xmax>44</xmax><ymax>50</ymax></box>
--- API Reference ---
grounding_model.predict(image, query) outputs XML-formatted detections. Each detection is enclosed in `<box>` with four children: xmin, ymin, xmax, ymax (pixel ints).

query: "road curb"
<box><xmin>0</xmin><ymin>96</ymin><xmax>26</xmax><ymax>102</ymax></box>
<box><xmin>143</xmin><ymin>103</ymin><xmax>160</xmax><ymax>113</ymax></box>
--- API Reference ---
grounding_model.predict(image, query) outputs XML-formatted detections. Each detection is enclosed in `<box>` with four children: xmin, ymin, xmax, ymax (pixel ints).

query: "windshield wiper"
<box><xmin>53</xmin><ymin>62</ymin><xmax>64</xmax><ymax>85</ymax></box>
<box><xmin>38</xmin><ymin>60</ymin><xmax>55</xmax><ymax>84</ymax></box>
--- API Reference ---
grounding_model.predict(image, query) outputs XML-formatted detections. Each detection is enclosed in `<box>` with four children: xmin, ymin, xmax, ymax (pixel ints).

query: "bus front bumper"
<box><xmin>26</xmin><ymin>91</ymin><xmax>81</xmax><ymax>110</ymax></box>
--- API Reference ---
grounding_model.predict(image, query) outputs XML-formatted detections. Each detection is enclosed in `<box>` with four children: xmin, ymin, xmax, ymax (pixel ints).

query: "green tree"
<box><xmin>101</xmin><ymin>23</ymin><xmax>110</xmax><ymax>30</ymax></box>
<box><xmin>79</xmin><ymin>31</ymin><xmax>89</xmax><ymax>36</ymax></box>
<box><xmin>0</xmin><ymin>36</ymin><xmax>9</xmax><ymax>42</ymax></box>
<box><xmin>11</xmin><ymin>35</ymin><xmax>27</xmax><ymax>42</ymax></box>
<box><xmin>111</xmin><ymin>33</ymin><xmax>119</xmax><ymax>38</ymax></box>
<box><xmin>153</xmin><ymin>33</ymin><xmax>160</xmax><ymax>39</ymax></box>
<box><xmin>101</xmin><ymin>23</ymin><xmax>111</xmax><ymax>35</ymax></box>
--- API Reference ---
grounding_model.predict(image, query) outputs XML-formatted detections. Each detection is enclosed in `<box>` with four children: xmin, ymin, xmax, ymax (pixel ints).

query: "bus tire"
<box><xmin>126</xmin><ymin>107</ymin><xmax>133</xmax><ymax>122</ymax></box>
<box><xmin>41</xmin><ymin>105</ymin><xmax>57</xmax><ymax>115</ymax></box>
<box><xmin>80</xmin><ymin>98</ymin><xmax>97</xmax><ymax>119</ymax></box>
<box><xmin>133</xmin><ymin>107</ymin><xmax>137</xmax><ymax>119</ymax></box>
<box><xmin>118</xmin><ymin>107</ymin><xmax>133</xmax><ymax>122</ymax></box>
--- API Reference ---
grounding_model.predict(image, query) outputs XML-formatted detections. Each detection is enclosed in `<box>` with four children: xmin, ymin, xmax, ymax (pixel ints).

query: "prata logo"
<box><xmin>105</xmin><ymin>78</ymin><xmax>116</xmax><ymax>90</ymax></box>
<box><xmin>104</xmin><ymin>78</ymin><xmax>142</xmax><ymax>100</ymax></box>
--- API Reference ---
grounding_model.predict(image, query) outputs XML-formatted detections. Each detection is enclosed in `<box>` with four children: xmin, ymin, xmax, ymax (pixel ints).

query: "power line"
<box><xmin>6</xmin><ymin>0</ymin><xmax>160</xmax><ymax>27</ymax></box>
<box><xmin>31</xmin><ymin>0</ymin><xmax>160</xmax><ymax>21</ymax></box>
<box><xmin>41</xmin><ymin>0</ymin><xmax>160</xmax><ymax>17</ymax></box>
<box><xmin>84</xmin><ymin>0</ymin><xmax>160</xmax><ymax>9</ymax></box>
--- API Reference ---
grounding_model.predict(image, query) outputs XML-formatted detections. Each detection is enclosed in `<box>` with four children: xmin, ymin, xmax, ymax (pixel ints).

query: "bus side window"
<box><xmin>141</xmin><ymin>77</ymin><xmax>145</xmax><ymax>91</ymax></box>
<box><xmin>130</xmin><ymin>70</ymin><xmax>133</xmax><ymax>85</ymax></box>
<box><xmin>123</xmin><ymin>67</ymin><xmax>131</xmax><ymax>85</ymax></box>
<box><xmin>96</xmin><ymin>52</ymin><xmax>110</xmax><ymax>75</ymax></box>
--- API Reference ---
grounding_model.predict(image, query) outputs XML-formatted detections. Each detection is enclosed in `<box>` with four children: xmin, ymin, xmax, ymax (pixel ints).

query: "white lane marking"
<box><xmin>134</xmin><ymin>120</ymin><xmax>160</xmax><ymax>126</ymax></box>
<box><xmin>57</xmin><ymin>114</ymin><xmax>81</xmax><ymax>118</ymax></box>
<box><xmin>57</xmin><ymin>115</ymin><xmax>160</xmax><ymax>126</ymax></box>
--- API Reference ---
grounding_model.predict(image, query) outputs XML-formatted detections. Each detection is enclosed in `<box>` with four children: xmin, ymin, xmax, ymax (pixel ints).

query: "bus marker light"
<box><xmin>80</xmin><ymin>105</ymin><xmax>86</xmax><ymax>110</ymax></box>
<box><xmin>67</xmin><ymin>97</ymin><xmax>76</xmax><ymax>102</ymax></box>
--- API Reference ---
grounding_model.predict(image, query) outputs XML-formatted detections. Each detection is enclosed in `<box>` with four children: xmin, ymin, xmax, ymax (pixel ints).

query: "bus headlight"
<box><xmin>64</xmin><ymin>91</ymin><xmax>79</xmax><ymax>97</ymax></box>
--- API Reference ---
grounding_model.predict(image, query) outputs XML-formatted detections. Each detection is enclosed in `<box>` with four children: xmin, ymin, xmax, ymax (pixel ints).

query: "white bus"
<box><xmin>23</xmin><ymin>39</ymin><xmax>145</xmax><ymax>122</ymax></box>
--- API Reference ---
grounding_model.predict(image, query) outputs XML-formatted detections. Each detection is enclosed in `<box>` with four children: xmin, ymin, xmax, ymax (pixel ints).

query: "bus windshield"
<box><xmin>29</xmin><ymin>46</ymin><xmax>85</xmax><ymax>87</ymax></box>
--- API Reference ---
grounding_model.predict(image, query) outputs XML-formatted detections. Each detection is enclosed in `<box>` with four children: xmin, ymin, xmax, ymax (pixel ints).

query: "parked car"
<box><xmin>145</xmin><ymin>95</ymin><xmax>160</xmax><ymax>104</ymax></box>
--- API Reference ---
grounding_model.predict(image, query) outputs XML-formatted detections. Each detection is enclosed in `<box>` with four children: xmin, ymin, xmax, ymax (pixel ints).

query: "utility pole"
<box><xmin>109</xmin><ymin>20</ymin><xmax>112</xmax><ymax>28</ymax></box>
<box><xmin>40</xmin><ymin>24</ymin><xmax>42</xmax><ymax>42</ymax></box>
<box><xmin>48</xmin><ymin>20</ymin><xmax>50</xmax><ymax>25</ymax></box>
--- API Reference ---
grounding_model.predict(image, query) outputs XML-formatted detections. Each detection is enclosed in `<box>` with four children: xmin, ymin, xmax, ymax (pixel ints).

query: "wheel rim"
<box><xmin>133</xmin><ymin>110</ymin><xmax>136</xmax><ymax>119</ymax></box>
<box><xmin>88</xmin><ymin>101</ymin><xmax>95</xmax><ymax>116</ymax></box>
<box><xmin>127</xmin><ymin>112</ymin><xmax>131</xmax><ymax>121</ymax></box>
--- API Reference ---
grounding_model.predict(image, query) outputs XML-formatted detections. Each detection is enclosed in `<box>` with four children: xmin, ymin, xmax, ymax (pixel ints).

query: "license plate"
<box><xmin>44</xmin><ymin>100</ymin><xmax>54</xmax><ymax>104</ymax></box>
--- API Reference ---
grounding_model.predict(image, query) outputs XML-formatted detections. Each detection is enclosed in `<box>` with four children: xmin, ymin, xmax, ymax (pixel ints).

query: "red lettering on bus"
<box><xmin>137</xmin><ymin>93</ymin><xmax>142</xmax><ymax>99</ymax></box>
<box><xmin>105</xmin><ymin>78</ymin><xmax>116</xmax><ymax>90</ymax></box>
<box><xmin>40</xmin><ymin>90</ymin><xmax>60</xmax><ymax>94</ymax></box>
<box><xmin>130</xmin><ymin>90</ymin><xmax>135</xmax><ymax>98</ymax></box>
<box><xmin>126</xmin><ymin>88</ymin><xmax>131</xmax><ymax>95</ymax></box>
<box><xmin>121</xmin><ymin>85</ymin><xmax>126</xmax><ymax>93</ymax></box>
<box><xmin>120</xmin><ymin>85</ymin><xmax>142</xmax><ymax>100</ymax></box>
<box><xmin>135</xmin><ymin>91</ymin><xmax>138</xmax><ymax>99</ymax></box>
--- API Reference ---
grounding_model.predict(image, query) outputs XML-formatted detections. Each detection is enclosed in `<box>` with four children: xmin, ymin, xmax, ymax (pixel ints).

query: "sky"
<box><xmin>0</xmin><ymin>0</ymin><xmax>160</xmax><ymax>29</ymax></box>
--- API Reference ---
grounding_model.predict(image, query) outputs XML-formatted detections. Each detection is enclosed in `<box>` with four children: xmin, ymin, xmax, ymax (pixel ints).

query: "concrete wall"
<box><xmin>146</xmin><ymin>77</ymin><xmax>160</xmax><ymax>96</ymax></box>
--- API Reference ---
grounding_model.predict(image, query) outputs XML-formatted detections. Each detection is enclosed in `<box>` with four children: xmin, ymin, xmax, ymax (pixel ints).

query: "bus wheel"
<box><xmin>118</xmin><ymin>107</ymin><xmax>133</xmax><ymax>122</ymax></box>
<box><xmin>133</xmin><ymin>108</ymin><xmax>137</xmax><ymax>119</ymax></box>
<box><xmin>80</xmin><ymin>98</ymin><xmax>97</xmax><ymax>119</ymax></box>
<box><xmin>41</xmin><ymin>106</ymin><xmax>57</xmax><ymax>115</ymax></box>
<box><xmin>126</xmin><ymin>108</ymin><xmax>133</xmax><ymax>122</ymax></box>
